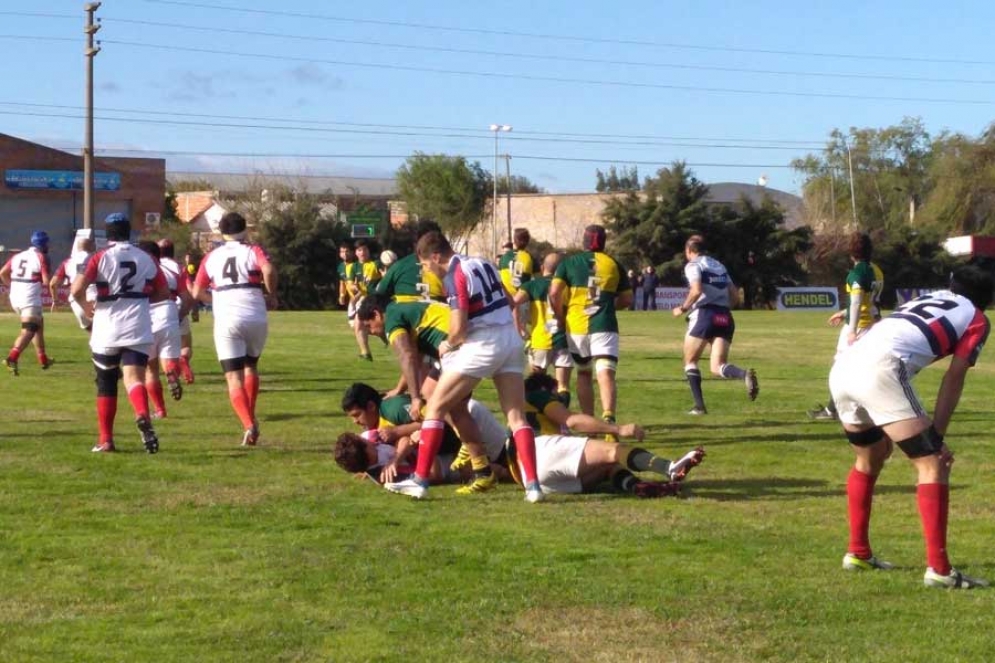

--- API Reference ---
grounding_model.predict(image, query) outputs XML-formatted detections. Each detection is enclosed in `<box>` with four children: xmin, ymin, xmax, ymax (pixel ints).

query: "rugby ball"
<box><xmin>380</xmin><ymin>250</ymin><xmax>397</xmax><ymax>266</ymax></box>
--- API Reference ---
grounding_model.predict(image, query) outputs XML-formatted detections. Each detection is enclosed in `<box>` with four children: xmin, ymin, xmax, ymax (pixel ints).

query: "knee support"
<box><xmin>895</xmin><ymin>426</ymin><xmax>944</xmax><ymax>459</ymax></box>
<box><xmin>575</xmin><ymin>358</ymin><xmax>593</xmax><ymax>374</ymax></box>
<box><xmin>21</xmin><ymin>321</ymin><xmax>40</xmax><ymax>332</ymax></box>
<box><xmin>845</xmin><ymin>426</ymin><xmax>885</xmax><ymax>447</ymax></box>
<box><xmin>244</xmin><ymin>355</ymin><xmax>260</xmax><ymax>369</ymax></box>
<box><xmin>94</xmin><ymin>366</ymin><xmax>121</xmax><ymax>397</ymax></box>
<box><xmin>594</xmin><ymin>357</ymin><xmax>617</xmax><ymax>374</ymax></box>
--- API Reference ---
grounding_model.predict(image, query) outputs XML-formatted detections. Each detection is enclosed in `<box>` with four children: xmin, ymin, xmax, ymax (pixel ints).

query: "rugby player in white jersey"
<box><xmin>190</xmin><ymin>212</ymin><xmax>278</xmax><ymax>447</ymax></box>
<box><xmin>51</xmin><ymin>236</ymin><xmax>96</xmax><ymax>332</ymax></box>
<box><xmin>830</xmin><ymin>264</ymin><xmax>992</xmax><ymax>589</ymax></box>
<box><xmin>158</xmin><ymin>239</ymin><xmax>196</xmax><ymax>384</ymax></box>
<box><xmin>384</xmin><ymin>231</ymin><xmax>544</xmax><ymax>502</ymax></box>
<box><xmin>72</xmin><ymin>214</ymin><xmax>170</xmax><ymax>453</ymax></box>
<box><xmin>1</xmin><ymin>231</ymin><xmax>54</xmax><ymax>374</ymax></box>
<box><xmin>672</xmin><ymin>234</ymin><xmax>758</xmax><ymax>415</ymax></box>
<box><xmin>137</xmin><ymin>241</ymin><xmax>192</xmax><ymax>419</ymax></box>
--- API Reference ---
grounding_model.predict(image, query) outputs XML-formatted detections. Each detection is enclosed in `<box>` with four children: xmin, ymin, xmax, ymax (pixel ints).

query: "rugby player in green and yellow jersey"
<box><xmin>349</xmin><ymin>240</ymin><xmax>382</xmax><ymax>362</ymax></box>
<box><xmin>498</xmin><ymin>227</ymin><xmax>535</xmax><ymax>296</ymax></box>
<box><xmin>511</xmin><ymin>252</ymin><xmax>573</xmax><ymax>401</ymax></box>
<box><xmin>375</xmin><ymin>220</ymin><xmax>446</xmax><ymax>304</ymax></box>
<box><xmin>549</xmin><ymin>225</ymin><xmax>632</xmax><ymax>436</ymax></box>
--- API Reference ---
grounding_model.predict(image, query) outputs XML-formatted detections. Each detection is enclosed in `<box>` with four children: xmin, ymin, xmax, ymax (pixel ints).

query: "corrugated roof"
<box><xmin>167</xmin><ymin>171</ymin><xmax>397</xmax><ymax>197</ymax></box>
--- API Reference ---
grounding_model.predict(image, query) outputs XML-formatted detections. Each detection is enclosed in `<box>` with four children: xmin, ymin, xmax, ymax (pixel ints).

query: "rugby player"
<box><xmin>191</xmin><ymin>212</ymin><xmax>278</xmax><ymax>447</ymax></box>
<box><xmin>50</xmin><ymin>236</ymin><xmax>96</xmax><ymax>332</ymax></box>
<box><xmin>384</xmin><ymin>231</ymin><xmax>544</xmax><ymax>502</ymax></box>
<box><xmin>375</xmin><ymin>220</ymin><xmax>446</xmax><ymax>304</ymax></box>
<box><xmin>672</xmin><ymin>234</ymin><xmax>758</xmax><ymax>415</ymax></box>
<box><xmin>549</xmin><ymin>225</ymin><xmax>631</xmax><ymax>436</ymax></box>
<box><xmin>830</xmin><ymin>264</ymin><xmax>992</xmax><ymax>589</ymax></box>
<box><xmin>158</xmin><ymin>239</ymin><xmax>197</xmax><ymax>384</ymax></box>
<box><xmin>498</xmin><ymin>227</ymin><xmax>534</xmax><ymax>297</ymax></box>
<box><xmin>1</xmin><ymin>230</ymin><xmax>54</xmax><ymax>374</ymax></box>
<box><xmin>71</xmin><ymin>214</ymin><xmax>169</xmax><ymax>453</ymax></box>
<box><xmin>349</xmin><ymin>239</ymin><xmax>381</xmax><ymax>362</ymax></box>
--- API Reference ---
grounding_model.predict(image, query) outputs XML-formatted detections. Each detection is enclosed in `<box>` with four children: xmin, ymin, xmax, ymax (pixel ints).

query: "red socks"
<box><xmin>512</xmin><ymin>426</ymin><xmax>539</xmax><ymax>485</ymax></box>
<box><xmin>8</xmin><ymin>347</ymin><xmax>21</xmax><ymax>362</ymax></box>
<box><xmin>917</xmin><ymin>483</ymin><xmax>951</xmax><ymax>575</ymax></box>
<box><xmin>147</xmin><ymin>377</ymin><xmax>166</xmax><ymax>417</ymax></box>
<box><xmin>37</xmin><ymin>352</ymin><xmax>49</xmax><ymax>366</ymax></box>
<box><xmin>180</xmin><ymin>355</ymin><xmax>195</xmax><ymax>383</ymax></box>
<box><xmin>245</xmin><ymin>373</ymin><xmax>260</xmax><ymax>416</ymax></box>
<box><xmin>127</xmin><ymin>383</ymin><xmax>150</xmax><ymax>420</ymax></box>
<box><xmin>228</xmin><ymin>384</ymin><xmax>255</xmax><ymax>429</ymax></box>
<box><xmin>846</xmin><ymin>468</ymin><xmax>877</xmax><ymax>559</ymax></box>
<box><xmin>414</xmin><ymin>420</ymin><xmax>445</xmax><ymax>480</ymax></box>
<box><xmin>96</xmin><ymin>396</ymin><xmax>117</xmax><ymax>444</ymax></box>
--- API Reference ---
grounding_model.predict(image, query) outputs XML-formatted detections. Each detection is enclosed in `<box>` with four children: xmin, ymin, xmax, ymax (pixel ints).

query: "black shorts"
<box><xmin>688</xmin><ymin>306</ymin><xmax>735</xmax><ymax>342</ymax></box>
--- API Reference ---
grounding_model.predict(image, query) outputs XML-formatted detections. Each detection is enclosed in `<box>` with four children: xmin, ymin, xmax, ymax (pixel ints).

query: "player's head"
<box><xmin>104</xmin><ymin>213</ymin><xmax>132</xmax><ymax>241</ymax></box>
<box><xmin>413</xmin><ymin>219</ymin><xmax>442</xmax><ymax>241</ymax></box>
<box><xmin>76</xmin><ymin>236</ymin><xmax>95</xmax><ymax>253</ymax></box>
<box><xmin>524</xmin><ymin>372</ymin><xmax>558</xmax><ymax>395</ymax></box>
<box><xmin>501</xmin><ymin>241</ymin><xmax>513</xmax><ymax>252</ymax></box>
<box><xmin>219</xmin><ymin>212</ymin><xmax>248</xmax><ymax>240</ymax></box>
<box><xmin>334</xmin><ymin>432</ymin><xmax>376</xmax><ymax>473</ymax></box>
<box><xmin>513</xmin><ymin>228</ymin><xmax>531</xmax><ymax>250</ymax></box>
<box><xmin>950</xmin><ymin>265</ymin><xmax>994</xmax><ymax>311</ymax></box>
<box><xmin>339</xmin><ymin>242</ymin><xmax>355</xmax><ymax>261</ymax></box>
<box><xmin>685</xmin><ymin>234</ymin><xmax>705</xmax><ymax>257</ymax></box>
<box><xmin>356</xmin><ymin>294</ymin><xmax>388</xmax><ymax>338</ymax></box>
<box><xmin>542</xmin><ymin>251</ymin><xmax>562</xmax><ymax>276</ymax></box>
<box><xmin>137</xmin><ymin>240</ymin><xmax>161</xmax><ymax>262</ymax></box>
<box><xmin>341</xmin><ymin>382</ymin><xmax>382</xmax><ymax>429</ymax></box>
<box><xmin>30</xmin><ymin>230</ymin><xmax>50</xmax><ymax>253</ymax></box>
<box><xmin>849</xmin><ymin>232</ymin><xmax>873</xmax><ymax>262</ymax></box>
<box><xmin>354</xmin><ymin>239</ymin><xmax>371</xmax><ymax>262</ymax></box>
<box><xmin>582</xmin><ymin>225</ymin><xmax>607</xmax><ymax>252</ymax></box>
<box><xmin>157</xmin><ymin>238</ymin><xmax>175</xmax><ymax>258</ymax></box>
<box><xmin>416</xmin><ymin>231</ymin><xmax>454</xmax><ymax>276</ymax></box>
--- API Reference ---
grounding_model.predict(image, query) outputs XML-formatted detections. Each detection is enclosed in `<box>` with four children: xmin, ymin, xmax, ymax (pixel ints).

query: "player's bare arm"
<box><xmin>933</xmin><ymin>355</ymin><xmax>972</xmax><ymax>436</ymax></box>
<box><xmin>261</xmin><ymin>261</ymin><xmax>279</xmax><ymax>308</ymax></box>
<box><xmin>542</xmin><ymin>399</ymin><xmax>645</xmax><ymax>441</ymax></box>
<box><xmin>389</xmin><ymin>331</ymin><xmax>425</xmax><ymax>419</ymax></box>
<box><xmin>674</xmin><ymin>280</ymin><xmax>702</xmax><ymax>316</ymax></box>
<box><xmin>511</xmin><ymin>290</ymin><xmax>529</xmax><ymax>337</ymax></box>
<box><xmin>548</xmin><ymin>279</ymin><xmax>567</xmax><ymax>332</ymax></box>
<box><xmin>0</xmin><ymin>261</ymin><xmax>11</xmax><ymax>285</ymax></box>
<box><xmin>726</xmin><ymin>282</ymin><xmax>741</xmax><ymax>308</ymax></box>
<box><xmin>444</xmin><ymin>308</ymin><xmax>469</xmax><ymax>350</ymax></box>
<box><xmin>69</xmin><ymin>273</ymin><xmax>90</xmax><ymax>308</ymax></box>
<box><xmin>615</xmin><ymin>289</ymin><xmax>633</xmax><ymax>311</ymax></box>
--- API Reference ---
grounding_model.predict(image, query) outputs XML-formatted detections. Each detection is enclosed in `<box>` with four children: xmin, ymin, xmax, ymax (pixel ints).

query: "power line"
<box><xmin>0</xmin><ymin>34</ymin><xmax>78</xmax><ymax>43</ymax></box>
<box><xmin>100</xmin><ymin>39</ymin><xmax>995</xmax><ymax>107</ymax></box>
<box><xmin>139</xmin><ymin>0</ymin><xmax>995</xmax><ymax>67</ymax></box>
<box><xmin>0</xmin><ymin>11</ymin><xmax>77</xmax><ymax>20</ymax></box>
<box><xmin>102</xmin><ymin>16</ymin><xmax>995</xmax><ymax>87</ymax></box>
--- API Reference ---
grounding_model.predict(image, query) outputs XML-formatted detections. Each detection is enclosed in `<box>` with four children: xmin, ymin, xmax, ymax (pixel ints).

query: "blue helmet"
<box><xmin>30</xmin><ymin>230</ymin><xmax>50</xmax><ymax>248</ymax></box>
<box><xmin>104</xmin><ymin>212</ymin><xmax>129</xmax><ymax>226</ymax></box>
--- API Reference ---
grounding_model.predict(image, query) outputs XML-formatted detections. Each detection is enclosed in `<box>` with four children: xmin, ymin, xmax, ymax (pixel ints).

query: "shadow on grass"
<box><xmin>687</xmin><ymin>477</ymin><xmax>916</xmax><ymax>502</ymax></box>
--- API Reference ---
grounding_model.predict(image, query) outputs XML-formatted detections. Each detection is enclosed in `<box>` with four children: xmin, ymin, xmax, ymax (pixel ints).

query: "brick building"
<box><xmin>0</xmin><ymin>132</ymin><xmax>165</xmax><ymax>261</ymax></box>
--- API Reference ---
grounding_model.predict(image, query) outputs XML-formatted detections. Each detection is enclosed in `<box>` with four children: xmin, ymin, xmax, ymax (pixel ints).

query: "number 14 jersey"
<box><xmin>195</xmin><ymin>241</ymin><xmax>271</xmax><ymax>323</ymax></box>
<box><xmin>445</xmin><ymin>254</ymin><xmax>512</xmax><ymax>330</ymax></box>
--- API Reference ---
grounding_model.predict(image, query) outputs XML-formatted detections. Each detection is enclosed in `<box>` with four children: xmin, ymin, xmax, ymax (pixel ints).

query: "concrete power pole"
<box><xmin>505</xmin><ymin>154</ymin><xmax>512</xmax><ymax>245</ymax></box>
<box><xmin>83</xmin><ymin>2</ymin><xmax>102</xmax><ymax>231</ymax></box>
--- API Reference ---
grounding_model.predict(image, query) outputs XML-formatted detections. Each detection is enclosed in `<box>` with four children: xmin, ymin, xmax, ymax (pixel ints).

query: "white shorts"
<box><xmin>69</xmin><ymin>300</ymin><xmax>93</xmax><ymax>329</ymax></box>
<box><xmin>441</xmin><ymin>324</ymin><xmax>525</xmax><ymax>379</ymax></box>
<box><xmin>533</xmin><ymin>434</ymin><xmax>587</xmax><ymax>494</ymax></box>
<box><xmin>91</xmin><ymin>343</ymin><xmax>155</xmax><ymax>363</ymax></box>
<box><xmin>214</xmin><ymin>317</ymin><xmax>269</xmax><ymax>361</ymax></box>
<box><xmin>834</xmin><ymin>325</ymin><xmax>872</xmax><ymax>360</ymax></box>
<box><xmin>829</xmin><ymin>348</ymin><xmax>927</xmax><ymax>427</ymax></box>
<box><xmin>567</xmin><ymin>331</ymin><xmax>619</xmax><ymax>362</ymax></box>
<box><xmin>12</xmin><ymin>304</ymin><xmax>42</xmax><ymax>319</ymax></box>
<box><xmin>529</xmin><ymin>347</ymin><xmax>574</xmax><ymax>371</ymax></box>
<box><xmin>152</xmin><ymin>324</ymin><xmax>181</xmax><ymax>361</ymax></box>
<box><xmin>178</xmin><ymin>315</ymin><xmax>192</xmax><ymax>336</ymax></box>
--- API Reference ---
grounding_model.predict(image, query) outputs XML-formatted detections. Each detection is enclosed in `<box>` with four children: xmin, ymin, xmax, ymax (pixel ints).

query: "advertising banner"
<box><xmin>654</xmin><ymin>287</ymin><xmax>689</xmax><ymax>310</ymax></box>
<box><xmin>775</xmin><ymin>287</ymin><xmax>839</xmax><ymax>311</ymax></box>
<box><xmin>895</xmin><ymin>288</ymin><xmax>940</xmax><ymax>305</ymax></box>
<box><xmin>4</xmin><ymin>169</ymin><xmax>121</xmax><ymax>191</ymax></box>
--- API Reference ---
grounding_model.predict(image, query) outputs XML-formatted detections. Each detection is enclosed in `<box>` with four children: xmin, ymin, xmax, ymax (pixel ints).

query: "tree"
<box><xmin>496</xmin><ymin>174</ymin><xmax>544</xmax><ymax>194</ymax></box>
<box><xmin>396</xmin><ymin>153</ymin><xmax>490</xmax><ymax>242</ymax></box>
<box><xmin>921</xmin><ymin>125</ymin><xmax>995</xmax><ymax>234</ymax></box>
<box><xmin>595</xmin><ymin>165</ymin><xmax>640</xmax><ymax>192</ymax></box>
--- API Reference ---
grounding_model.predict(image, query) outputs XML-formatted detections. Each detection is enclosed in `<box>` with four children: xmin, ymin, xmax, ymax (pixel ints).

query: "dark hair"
<box><xmin>357</xmin><ymin>293</ymin><xmax>388</xmax><ymax>321</ymax></box>
<box><xmin>334</xmin><ymin>432</ymin><xmax>371</xmax><ymax>472</ymax></box>
<box><xmin>849</xmin><ymin>232</ymin><xmax>873</xmax><ymax>261</ymax></box>
<box><xmin>416</xmin><ymin>231</ymin><xmax>453</xmax><ymax>260</ymax></box>
<box><xmin>137</xmin><ymin>240</ymin><xmax>160</xmax><ymax>259</ymax></box>
<box><xmin>219</xmin><ymin>212</ymin><xmax>247</xmax><ymax>236</ymax></box>
<box><xmin>414</xmin><ymin>219</ymin><xmax>442</xmax><ymax>241</ymax></box>
<box><xmin>339</xmin><ymin>241</ymin><xmax>354</xmax><ymax>252</ymax></box>
<box><xmin>513</xmin><ymin>228</ymin><xmax>531</xmax><ymax>249</ymax></box>
<box><xmin>950</xmin><ymin>265</ymin><xmax>994</xmax><ymax>311</ymax></box>
<box><xmin>341</xmin><ymin>382</ymin><xmax>382</xmax><ymax>412</ymax></box>
<box><xmin>157</xmin><ymin>238</ymin><xmax>175</xmax><ymax>258</ymax></box>
<box><xmin>524</xmin><ymin>372</ymin><xmax>558</xmax><ymax>394</ymax></box>
<box><xmin>685</xmin><ymin>234</ymin><xmax>705</xmax><ymax>254</ymax></box>
<box><xmin>583</xmin><ymin>225</ymin><xmax>606</xmax><ymax>252</ymax></box>
<box><xmin>354</xmin><ymin>239</ymin><xmax>370</xmax><ymax>250</ymax></box>
<box><xmin>104</xmin><ymin>213</ymin><xmax>131</xmax><ymax>241</ymax></box>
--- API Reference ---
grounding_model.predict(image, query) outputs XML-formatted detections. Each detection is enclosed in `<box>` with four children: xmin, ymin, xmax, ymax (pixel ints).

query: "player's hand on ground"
<box><xmin>618</xmin><ymin>423</ymin><xmax>645</xmax><ymax>441</ymax></box>
<box><xmin>379</xmin><ymin>462</ymin><xmax>400</xmax><ymax>483</ymax></box>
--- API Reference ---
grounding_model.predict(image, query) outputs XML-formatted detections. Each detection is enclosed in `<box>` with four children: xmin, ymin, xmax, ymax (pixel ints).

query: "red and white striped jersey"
<box><xmin>444</xmin><ymin>254</ymin><xmax>513</xmax><ymax>330</ymax></box>
<box><xmin>865</xmin><ymin>290</ymin><xmax>989</xmax><ymax>374</ymax></box>
<box><xmin>86</xmin><ymin>242</ymin><xmax>166</xmax><ymax>348</ymax></box>
<box><xmin>4</xmin><ymin>247</ymin><xmax>49</xmax><ymax>308</ymax></box>
<box><xmin>56</xmin><ymin>250</ymin><xmax>97</xmax><ymax>302</ymax></box>
<box><xmin>195</xmin><ymin>241</ymin><xmax>270</xmax><ymax>323</ymax></box>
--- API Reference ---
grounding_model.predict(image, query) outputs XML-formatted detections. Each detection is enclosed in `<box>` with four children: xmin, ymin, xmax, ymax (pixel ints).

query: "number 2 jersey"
<box><xmin>858</xmin><ymin>290</ymin><xmax>989</xmax><ymax>374</ymax></box>
<box><xmin>194</xmin><ymin>241</ymin><xmax>271</xmax><ymax>323</ymax></box>
<box><xmin>85</xmin><ymin>242</ymin><xmax>167</xmax><ymax>349</ymax></box>
<box><xmin>444</xmin><ymin>254</ymin><xmax>513</xmax><ymax>331</ymax></box>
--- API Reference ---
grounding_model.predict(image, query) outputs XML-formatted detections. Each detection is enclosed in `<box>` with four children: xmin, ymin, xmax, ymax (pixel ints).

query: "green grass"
<box><xmin>2</xmin><ymin>309</ymin><xmax>994</xmax><ymax>662</ymax></box>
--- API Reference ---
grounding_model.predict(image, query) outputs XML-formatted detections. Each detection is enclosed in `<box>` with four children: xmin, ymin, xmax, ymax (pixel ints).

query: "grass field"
<box><xmin>2</xmin><ymin>309</ymin><xmax>994</xmax><ymax>662</ymax></box>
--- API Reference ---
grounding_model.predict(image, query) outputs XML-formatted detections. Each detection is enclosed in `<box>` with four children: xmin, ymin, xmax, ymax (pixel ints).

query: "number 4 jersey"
<box><xmin>195</xmin><ymin>241</ymin><xmax>271</xmax><ymax>323</ymax></box>
<box><xmin>86</xmin><ymin>242</ymin><xmax>167</xmax><ymax>349</ymax></box>
<box><xmin>865</xmin><ymin>290</ymin><xmax>990</xmax><ymax>374</ymax></box>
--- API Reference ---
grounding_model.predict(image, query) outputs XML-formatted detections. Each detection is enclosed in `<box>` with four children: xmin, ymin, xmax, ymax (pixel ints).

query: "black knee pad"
<box><xmin>22</xmin><ymin>321</ymin><xmax>40</xmax><ymax>332</ymax></box>
<box><xmin>94</xmin><ymin>366</ymin><xmax>121</xmax><ymax>397</ymax></box>
<box><xmin>845</xmin><ymin>426</ymin><xmax>885</xmax><ymax>447</ymax></box>
<box><xmin>220</xmin><ymin>357</ymin><xmax>246</xmax><ymax>373</ymax></box>
<box><xmin>244</xmin><ymin>355</ymin><xmax>260</xmax><ymax>369</ymax></box>
<box><xmin>896</xmin><ymin>426</ymin><xmax>945</xmax><ymax>459</ymax></box>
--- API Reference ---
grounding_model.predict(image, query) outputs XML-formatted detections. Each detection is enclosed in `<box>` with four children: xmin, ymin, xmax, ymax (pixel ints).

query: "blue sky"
<box><xmin>2</xmin><ymin>0</ymin><xmax>995</xmax><ymax>194</ymax></box>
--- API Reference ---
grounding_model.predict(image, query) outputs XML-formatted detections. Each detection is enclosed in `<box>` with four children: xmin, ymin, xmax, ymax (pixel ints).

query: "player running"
<box><xmin>830</xmin><ymin>265</ymin><xmax>992</xmax><ymax>589</ymax></box>
<box><xmin>384</xmin><ymin>231</ymin><xmax>544</xmax><ymax>502</ymax></box>
<box><xmin>158</xmin><ymin>239</ymin><xmax>197</xmax><ymax>384</ymax></box>
<box><xmin>191</xmin><ymin>212</ymin><xmax>278</xmax><ymax>447</ymax></box>
<box><xmin>71</xmin><ymin>214</ymin><xmax>169</xmax><ymax>453</ymax></box>
<box><xmin>1</xmin><ymin>230</ymin><xmax>54</xmax><ymax>374</ymax></box>
<box><xmin>51</xmin><ymin>236</ymin><xmax>96</xmax><ymax>332</ymax></box>
<box><xmin>672</xmin><ymin>234</ymin><xmax>758</xmax><ymax>415</ymax></box>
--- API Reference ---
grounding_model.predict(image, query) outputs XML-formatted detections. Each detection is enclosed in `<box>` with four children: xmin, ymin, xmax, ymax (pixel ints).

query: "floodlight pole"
<box><xmin>83</xmin><ymin>2</ymin><xmax>102</xmax><ymax>231</ymax></box>
<box><xmin>505</xmin><ymin>154</ymin><xmax>512</xmax><ymax>244</ymax></box>
<box><xmin>489</xmin><ymin>124</ymin><xmax>511</xmax><ymax>256</ymax></box>
<box><xmin>843</xmin><ymin>136</ymin><xmax>858</xmax><ymax>229</ymax></box>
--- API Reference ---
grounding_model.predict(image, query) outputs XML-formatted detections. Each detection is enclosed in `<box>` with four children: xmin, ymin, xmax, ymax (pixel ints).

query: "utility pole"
<box><xmin>843</xmin><ymin>137</ymin><xmax>858</xmax><ymax>229</ymax></box>
<box><xmin>83</xmin><ymin>2</ymin><xmax>102</xmax><ymax>232</ymax></box>
<box><xmin>505</xmin><ymin>154</ymin><xmax>512</xmax><ymax>245</ymax></box>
